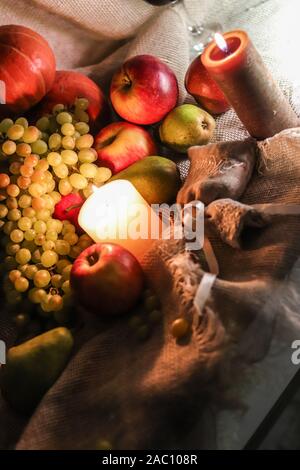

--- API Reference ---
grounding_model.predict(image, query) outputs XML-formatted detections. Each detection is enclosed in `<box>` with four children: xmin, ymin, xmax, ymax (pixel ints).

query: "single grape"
<box><xmin>47</xmin><ymin>152</ymin><xmax>62</xmax><ymax>167</ymax></box>
<box><xmin>0</xmin><ymin>118</ymin><xmax>14</xmax><ymax>133</ymax></box>
<box><xmin>48</xmin><ymin>294</ymin><xmax>64</xmax><ymax>311</ymax></box>
<box><xmin>62</xmin><ymin>222</ymin><xmax>76</xmax><ymax>235</ymax></box>
<box><xmin>36</xmin><ymin>117</ymin><xmax>50</xmax><ymax>132</ymax></box>
<box><xmin>8</xmin><ymin>208</ymin><xmax>21</xmax><ymax>222</ymax></box>
<box><xmin>16</xmin><ymin>248</ymin><xmax>31</xmax><ymax>265</ymax></box>
<box><xmin>2</xmin><ymin>140</ymin><xmax>17</xmax><ymax>155</ymax></box>
<box><xmin>75</xmin><ymin>134</ymin><xmax>93</xmax><ymax>150</ymax></box>
<box><xmin>51</xmin><ymin>274</ymin><xmax>63</xmax><ymax>288</ymax></box>
<box><xmin>17</xmin><ymin>176</ymin><xmax>31</xmax><ymax>189</ymax></box>
<box><xmin>61</xmin><ymin>136</ymin><xmax>75</xmax><ymax>150</ymax></box>
<box><xmin>53</xmin><ymin>104</ymin><xmax>65</xmax><ymax>114</ymax></box>
<box><xmin>6</xmin><ymin>184</ymin><xmax>20</xmax><ymax>198</ymax></box>
<box><xmin>3</xmin><ymin>221</ymin><xmax>15</xmax><ymax>235</ymax></box>
<box><xmin>75</xmin><ymin>110</ymin><xmax>89</xmax><ymax>123</ymax></box>
<box><xmin>31</xmin><ymin>139</ymin><xmax>48</xmax><ymax>155</ymax></box>
<box><xmin>53</xmin><ymin>163</ymin><xmax>68</xmax><ymax>179</ymax></box>
<box><xmin>61</xmin><ymin>123</ymin><xmax>75</xmax><ymax>136</ymax></box>
<box><xmin>25</xmin><ymin>154</ymin><xmax>39</xmax><ymax>167</ymax></box>
<box><xmin>23</xmin><ymin>126</ymin><xmax>40</xmax><ymax>144</ymax></box>
<box><xmin>16</xmin><ymin>143</ymin><xmax>31</xmax><ymax>157</ymax></box>
<box><xmin>58</xmin><ymin>178</ymin><xmax>72</xmax><ymax>196</ymax></box>
<box><xmin>61</xmin><ymin>149</ymin><xmax>78</xmax><ymax>165</ymax></box>
<box><xmin>0</xmin><ymin>173</ymin><xmax>10</xmax><ymax>188</ymax></box>
<box><xmin>78</xmin><ymin>234</ymin><xmax>93</xmax><ymax>250</ymax></box>
<box><xmin>78</xmin><ymin>148</ymin><xmax>96</xmax><ymax>163</ymax></box>
<box><xmin>45</xmin><ymin>230</ymin><xmax>58</xmax><ymax>242</ymax></box>
<box><xmin>36</xmin><ymin>209</ymin><xmax>51</xmax><ymax>221</ymax></box>
<box><xmin>94</xmin><ymin>167</ymin><xmax>112</xmax><ymax>184</ymax></box>
<box><xmin>33</xmin><ymin>269</ymin><xmax>51</xmax><ymax>288</ymax></box>
<box><xmin>56</xmin><ymin>259</ymin><xmax>71</xmax><ymax>274</ymax></box>
<box><xmin>24</xmin><ymin>264</ymin><xmax>38</xmax><ymax>280</ymax></box>
<box><xmin>31</xmin><ymin>197</ymin><xmax>45</xmax><ymax>211</ymax></box>
<box><xmin>10</xmin><ymin>228</ymin><xmax>23</xmax><ymax>243</ymax></box>
<box><xmin>18</xmin><ymin>194</ymin><xmax>31</xmax><ymax>209</ymax></box>
<box><xmin>24</xmin><ymin>228</ymin><xmax>36</xmax><ymax>241</ymax></box>
<box><xmin>6</xmin><ymin>197</ymin><xmax>18</xmax><ymax>210</ymax></box>
<box><xmin>20</xmin><ymin>164</ymin><xmax>34</xmax><ymax>178</ymax></box>
<box><xmin>14</xmin><ymin>276</ymin><xmax>29</xmax><ymax>292</ymax></box>
<box><xmin>15</xmin><ymin>117</ymin><xmax>28</xmax><ymax>128</ymax></box>
<box><xmin>0</xmin><ymin>204</ymin><xmax>8</xmax><ymax>218</ymax></box>
<box><xmin>49</xmin><ymin>191</ymin><xmax>61</xmax><ymax>205</ymax></box>
<box><xmin>34</xmin><ymin>233</ymin><xmax>46</xmax><ymax>246</ymax></box>
<box><xmin>22</xmin><ymin>207</ymin><xmax>35</xmax><ymax>218</ymax></box>
<box><xmin>8</xmin><ymin>269</ymin><xmax>21</xmax><ymax>283</ymax></box>
<box><xmin>41</xmin><ymin>250</ymin><xmax>58</xmax><ymax>267</ymax></box>
<box><xmin>42</xmin><ymin>240</ymin><xmax>56</xmax><ymax>251</ymax></box>
<box><xmin>18</xmin><ymin>217</ymin><xmax>32</xmax><ymax>231</ymax></box>
<box><xmin>6</xmin><ymin>242</ymin><xmax>20</xmax><ymax>255</ymax></box>
<box><xmin>55</xmin><ymin>239</ymin><xmax>70</xmax><ymax>256</ymax></box>
<box><xmin>69</xmin><ymin>173</ymin><xmax>87</xmax><ymax>189</ymax></box>
<box><xmin>62</xmin><ymin>280</ymin><xmax>71</xmax><ymax>294</ymax></box>
<box><xmin>7</xmin><ymin>124</ymin><xmax>24</xmax><ymax>141</ymax></box>
<box><xmin>35</xmin><ymin>159</ymin><xmax>49</xmax><ymax>172</ymax></box>
<box><xmin>42</xmin><ymin>194</ymin><xmax>55</xmax><ymax>211</ymax></box>
<box><xmin>29</xmin><ymin>287</ymin><xmax>47</xmax><ymax>304</ymax></box>
<box><xmin>61</xmin><ymin>264</ymin><xmax>72</xmax><ymax>281</ymax></box>
<box><xmin>80</xmin><ymin>163</ymin><xmax>97</xmax><ymax>179</ymax></box>
<box><xmin>75</xmin><ymin>122</ymin><xmax>90</xmax><ymax>135</ymax></box>
<box><xmin>56</xmin><ymin>112</ymin><xmax>72</xmax><ymax>125</ymax></box>
<box><xmin>48</xmin><ymin>133</ymin><xmax>62</xmax><ymax>150</ymax></box>
<box><xmin>75</xmin><ymin>98</ymin><xmax>89</xmax><ymax>111</ymax></box>
<box><xmin>9</xmin><ymin>161</ymin><xmax>22</xmax><ymax>175</ymax></box>
<box><xmin>69</xmin><ymin>245</ymin><xmax>82</xmax><ymax>259</ymax></box>
<box><xmin>29</xmin><ymin>183</ymin><xmax>44</xmax><ymax>198</ymax></box>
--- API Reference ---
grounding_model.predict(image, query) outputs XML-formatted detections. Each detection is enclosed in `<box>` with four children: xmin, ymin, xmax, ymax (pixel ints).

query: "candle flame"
<box><xmin>214</xmin><ymin>33</ymin><xmax>229</xmax><ymax>53</ymax></box>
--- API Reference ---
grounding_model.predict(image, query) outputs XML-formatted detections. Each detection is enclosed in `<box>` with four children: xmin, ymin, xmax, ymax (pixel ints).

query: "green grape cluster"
<box><xmin>0</xmin><ymin>99</ymin><xmax>111</xmax><ymax>330</ymax></box>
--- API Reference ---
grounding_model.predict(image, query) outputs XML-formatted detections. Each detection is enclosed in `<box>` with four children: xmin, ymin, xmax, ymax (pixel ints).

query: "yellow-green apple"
<box><xmin>70</xmin><ymin>243</ymin><xmax>144</xmax><ymax>316</ymax></box>
<box><xmin>185</xmin><ymin>56</ymin><xmax>230</xmax><ymax>115</ymax></box>
<box><xmin>110</xmin><ymin>55</ymin><xmax>178</xmax><ymax>125</ymax></box>
<box><xmin>159</xmin><ymin>104</ymin><xmax>215</xmax><ymax>153</ymax></box>
<box><xmin>94</xmin><ymin>122</ymin><xmax>157</xmax><ymax>174</ymax></box>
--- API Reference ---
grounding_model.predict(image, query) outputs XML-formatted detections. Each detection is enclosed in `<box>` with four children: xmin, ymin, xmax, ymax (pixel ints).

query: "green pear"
<box><xmin>159</xmin><ymin>104</ymin><xmax>216</xmax><ymax>153</ymax></box>
<box><xmin>110</xmin><ymin>156</ymin><xmax>181</xmax><ymax>204</ymax></box>
<box><xmin>0</xmin><ymin>327</ymin><xmax>73</xmax><ymax>414</ymax></box>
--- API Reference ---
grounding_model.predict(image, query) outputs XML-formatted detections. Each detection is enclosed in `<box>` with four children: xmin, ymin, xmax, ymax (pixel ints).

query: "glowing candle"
<box><xmin>78</xmin><ymin>180</ymin><xmax>164</xmax><ymax>261</ymax></box>
<box><xmin>201</xmin><ymin>30</ymin><xmax>299</xmax><ymax>139</ymax></box>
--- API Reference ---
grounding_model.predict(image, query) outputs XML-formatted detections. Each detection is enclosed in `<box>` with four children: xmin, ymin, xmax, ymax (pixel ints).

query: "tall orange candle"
<box><xmin>201</xmin><ymin>30</ymin><xmax>299</xmax><ymax>139</ymax></box>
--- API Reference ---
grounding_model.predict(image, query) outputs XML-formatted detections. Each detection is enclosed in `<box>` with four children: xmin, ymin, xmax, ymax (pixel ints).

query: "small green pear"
<box><xmin>0</xmin><ymin>327</ymin><xmax>73</xmax><ymax>414</ymax></box>
<box><xmin>159</xmin><ymin>104</ymin><xmax>216</xmax><ymax>153</ymax></box>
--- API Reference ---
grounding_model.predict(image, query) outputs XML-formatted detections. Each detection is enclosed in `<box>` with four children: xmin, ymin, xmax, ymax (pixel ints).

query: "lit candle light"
<box><xmin>201</xmin><ymin>30</ymin><xmax>299</xmax><ymax>139</ymax></box>
<box><xmin>78</xmin><ymin>180</ymin><xmax>165</xmax><ymax>261</ymax></box>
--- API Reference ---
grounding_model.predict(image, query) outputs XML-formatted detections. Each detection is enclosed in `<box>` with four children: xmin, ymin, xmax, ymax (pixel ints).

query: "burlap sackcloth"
<box><xmin>0</xmin><ymin>0</ymin><xmax>300</xmax><ymax>450</ymax></box>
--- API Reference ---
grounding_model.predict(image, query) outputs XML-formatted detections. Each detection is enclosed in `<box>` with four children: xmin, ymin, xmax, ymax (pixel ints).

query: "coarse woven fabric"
<box><xmin>0</xmin><ymin>0</ymin><xmax>300</xmax><ymax>450</ymax></box>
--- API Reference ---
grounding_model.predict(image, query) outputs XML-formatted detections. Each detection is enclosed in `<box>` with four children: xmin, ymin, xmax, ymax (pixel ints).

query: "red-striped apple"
<box><xmin>70</xmin><ymin>243</ymin><xmax>144</xmax><ymax>316</ymax></box>
<box><xmin>110</xmin><ymin>55</ymin><xmax>178</xmax><ymax>125</ymax></box>
<box><xmin>94</xmin><ymin>122</ymin><xmax>157</xmax><ymax>174</ymax></box>
<box><xmin>185</xmin><ymin>56</ymin><xmax>230</xmax><ymax>115</ymax></box>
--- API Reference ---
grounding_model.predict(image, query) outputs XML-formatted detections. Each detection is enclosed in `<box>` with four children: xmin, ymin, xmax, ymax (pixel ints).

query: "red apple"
<box><xmin>110</xmin><ymin>55</ymin><xmax>178</xmax><ymax>125</ymax></box>
<box><xmin>94</xmin><ymin>122</ymin><xmax>157</xmax><ymax>174</ymax></box>
<box><xmin>35</xmin><ymin>70</ymin><xmax>108</xmax><ymax>126</ymax></box>
<box><xmin>185</xmin><ymin>55</ymin><xmax>230</xmax><ymax>115</ymax></box>
<box><xmin>53</xmin><ymin>192</ymin><xmax>85</xmax><ymax>232</ymax></box>
<box><xmin>70</xmin><ymin>243</ymin><xmax>144</xmax><ymax>316</ymax></box>
<box><xmin>0</xmin><ymin>25</ymin><xmax>56</xmax><ymax>116</ymax></box>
